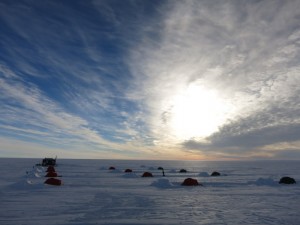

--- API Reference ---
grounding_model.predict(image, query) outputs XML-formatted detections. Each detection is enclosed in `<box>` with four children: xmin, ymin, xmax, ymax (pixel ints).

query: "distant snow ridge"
<box><xmin>248</xmin><ymin>177</ymin><xmax>278</xmax><ymax>186</ymax></box>
<box><xmin>150</xmin><ymin>178</ymin><xmax>173</xmax><ymax>188</ymax></box>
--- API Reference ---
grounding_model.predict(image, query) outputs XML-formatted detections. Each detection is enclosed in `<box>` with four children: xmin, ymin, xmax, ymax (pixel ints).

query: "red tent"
<box><xmin>44</xmin><ymin>178</ymin><xmax>61</xmax><ymax>186</ymax></box>
<box><xmin>182</xmin><ymin>178</ymin><xmax>200</xmax><ymax>186</ymax></box>
<box><xmin>142</xmin><ymin>172</ymin><xmax>153</xmax><ymax>177</ymax></box>
<box><xmin>46</xmin><ymin>166</ymin><xmax>56</xmax><ymax>173</ymax></box>
<box><xmin>45</xmin><ymin>171</ymin><xmax>58</xmax><ymax>177</ymax></box>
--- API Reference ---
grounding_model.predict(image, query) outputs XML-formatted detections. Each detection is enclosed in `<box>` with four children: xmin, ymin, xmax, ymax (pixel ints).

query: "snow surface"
<box><xmin>0</xmin><ymin>158</ymin><xmax>300</xmax><ymax>225</ymax></box>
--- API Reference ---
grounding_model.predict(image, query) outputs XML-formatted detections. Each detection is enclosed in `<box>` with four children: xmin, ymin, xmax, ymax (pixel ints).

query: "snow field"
<box><xmin>0</xmin><ymin>158</ymin><xmax>300</xmax><ymax>225</ymax></box>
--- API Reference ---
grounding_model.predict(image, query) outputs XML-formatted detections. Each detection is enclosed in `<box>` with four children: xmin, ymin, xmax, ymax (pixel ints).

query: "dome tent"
<box><xmin>181</xmin><ymin>178</ymin><xmax>200</xmax><ymax>186</ymax></box>
<box><xmin>142</xmin><ymin>172</ymin><xmax>153</xmax><ymax>177</ymax></box>
<box><xmin>279</xmin><ymin>176</ymin><xmax>296</xmax><ymax>184</ymax></box>
<box><xmin>211</xmin><ymin>171</ymin><xmax>221</xmax><ymax>176</ymax></box>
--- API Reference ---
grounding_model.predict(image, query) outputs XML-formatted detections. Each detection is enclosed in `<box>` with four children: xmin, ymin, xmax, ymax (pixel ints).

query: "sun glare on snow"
<box><xmin>169</xmin><ymin>83</ymin><xmax>234</xmax><ymax>140</ymax></box>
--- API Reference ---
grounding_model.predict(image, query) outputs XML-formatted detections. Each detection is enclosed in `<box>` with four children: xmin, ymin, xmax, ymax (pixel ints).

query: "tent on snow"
<box><xmin>211</xmin><ymin>171</ymin><xmax>221</xmax><ymax>176</ymax></box>
<box><xmin>45</xmin><ymin>171</ymin><xmax>58</xmax><ymax>177</ymax></box>
<box><xmin>279</xmin><ymin>176</ymin><xmax>296</xmax><ymax>184</ymax></box>
<box><xmin>181</xmin><ymin>178</ymin><xmax>200</xmax><ymax>186</ymax></box>
<box><xmin>142</xmin><ymin>172</ymin><xmax>153</xmax><ymax>177</ymax></box>
<box><xmin>45</xmin><ymin>178</ymin><xmax>61</xmax><ymax>186</ymax></box>
<box><xmin>46</xmin><ymin>166</ymin><xmax>56</xmax><ymax>172</ymax></box>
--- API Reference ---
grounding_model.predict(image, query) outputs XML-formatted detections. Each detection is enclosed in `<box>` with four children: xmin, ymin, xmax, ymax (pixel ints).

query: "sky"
<box><xmin>1</xmin><ymin>0</ymin><xmax>300</xmax><ymax>160</ymax></box>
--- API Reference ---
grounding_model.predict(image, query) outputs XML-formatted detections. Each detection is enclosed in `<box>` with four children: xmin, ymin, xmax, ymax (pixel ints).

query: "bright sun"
<box><xmin>169</xmin><ymin>83</ymin><xmax>234</xmax><ymax>140</ymax></box>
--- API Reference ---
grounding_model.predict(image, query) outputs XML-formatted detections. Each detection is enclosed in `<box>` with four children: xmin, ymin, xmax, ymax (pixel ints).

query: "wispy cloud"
<box><xmin>126</xmin><ymin>0</ymin><xmax>300</xmax><ymax>158</ymax></box>
<box><xmin>1</xmin><ymin>0</ymin><xmax>300</xmax><ymax>159</ymax></box>
<box><xmin>0</xmin><ymin>63</ymin><xmax>146</xmax><ymax>157</ymax></box>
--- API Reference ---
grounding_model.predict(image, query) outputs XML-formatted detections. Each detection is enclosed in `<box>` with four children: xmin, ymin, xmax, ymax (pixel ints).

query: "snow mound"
<box><xmin>9</xmin><ymin>179</ymin><xmax>44</xmax><ymax>190</ymax></box>
<box><xmin>35</xmin><ymin>167</ymin><xmax>43</xmax><ymax>172</ymax></box>
<box><xmin>25</xmin><ymin>171</ymin><xmax>42</xmax><ymax>178</ymax></box>
<box><xmin>34</xmin><ymin>172</ymin><xmax>41</xmax><ymax>178</ymax></box>
<box><xmin>150</xmin><ymin>178</ymin><xmax>174</xmax><ymax>188</ymax></box>
<box><xmin>248</xmin><ymin>177</ymin><xmax>278</xmax><ymax>186</ymax></box>
<box><xmin>198</xmin><ymin>172</ymin><xmax>210</xmax><ymax>177</ymax></box>
<box><xmin>122</xmin><ymin>173</ymin><xmax>139</xmax><ymax>178</ymax></box>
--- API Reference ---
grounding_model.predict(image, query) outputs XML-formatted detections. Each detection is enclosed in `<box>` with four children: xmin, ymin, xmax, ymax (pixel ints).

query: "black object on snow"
<box><xmin>279</xmin><ymin>176</ymin><xmax>296</xmax><ymax>184</ymax></box>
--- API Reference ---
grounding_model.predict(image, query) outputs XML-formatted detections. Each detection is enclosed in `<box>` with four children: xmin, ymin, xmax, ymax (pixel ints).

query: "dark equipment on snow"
<box><xmin>41</xmin><ymin>157</ymin><xmax>57</xmax><ymax>166</ymax></box>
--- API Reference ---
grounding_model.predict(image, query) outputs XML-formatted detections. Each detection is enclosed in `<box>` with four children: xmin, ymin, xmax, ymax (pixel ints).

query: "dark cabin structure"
<box><xmin>42</xmin><ymin>157</ymin><xmax>57</xmax><ymax>166</ymax></box>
